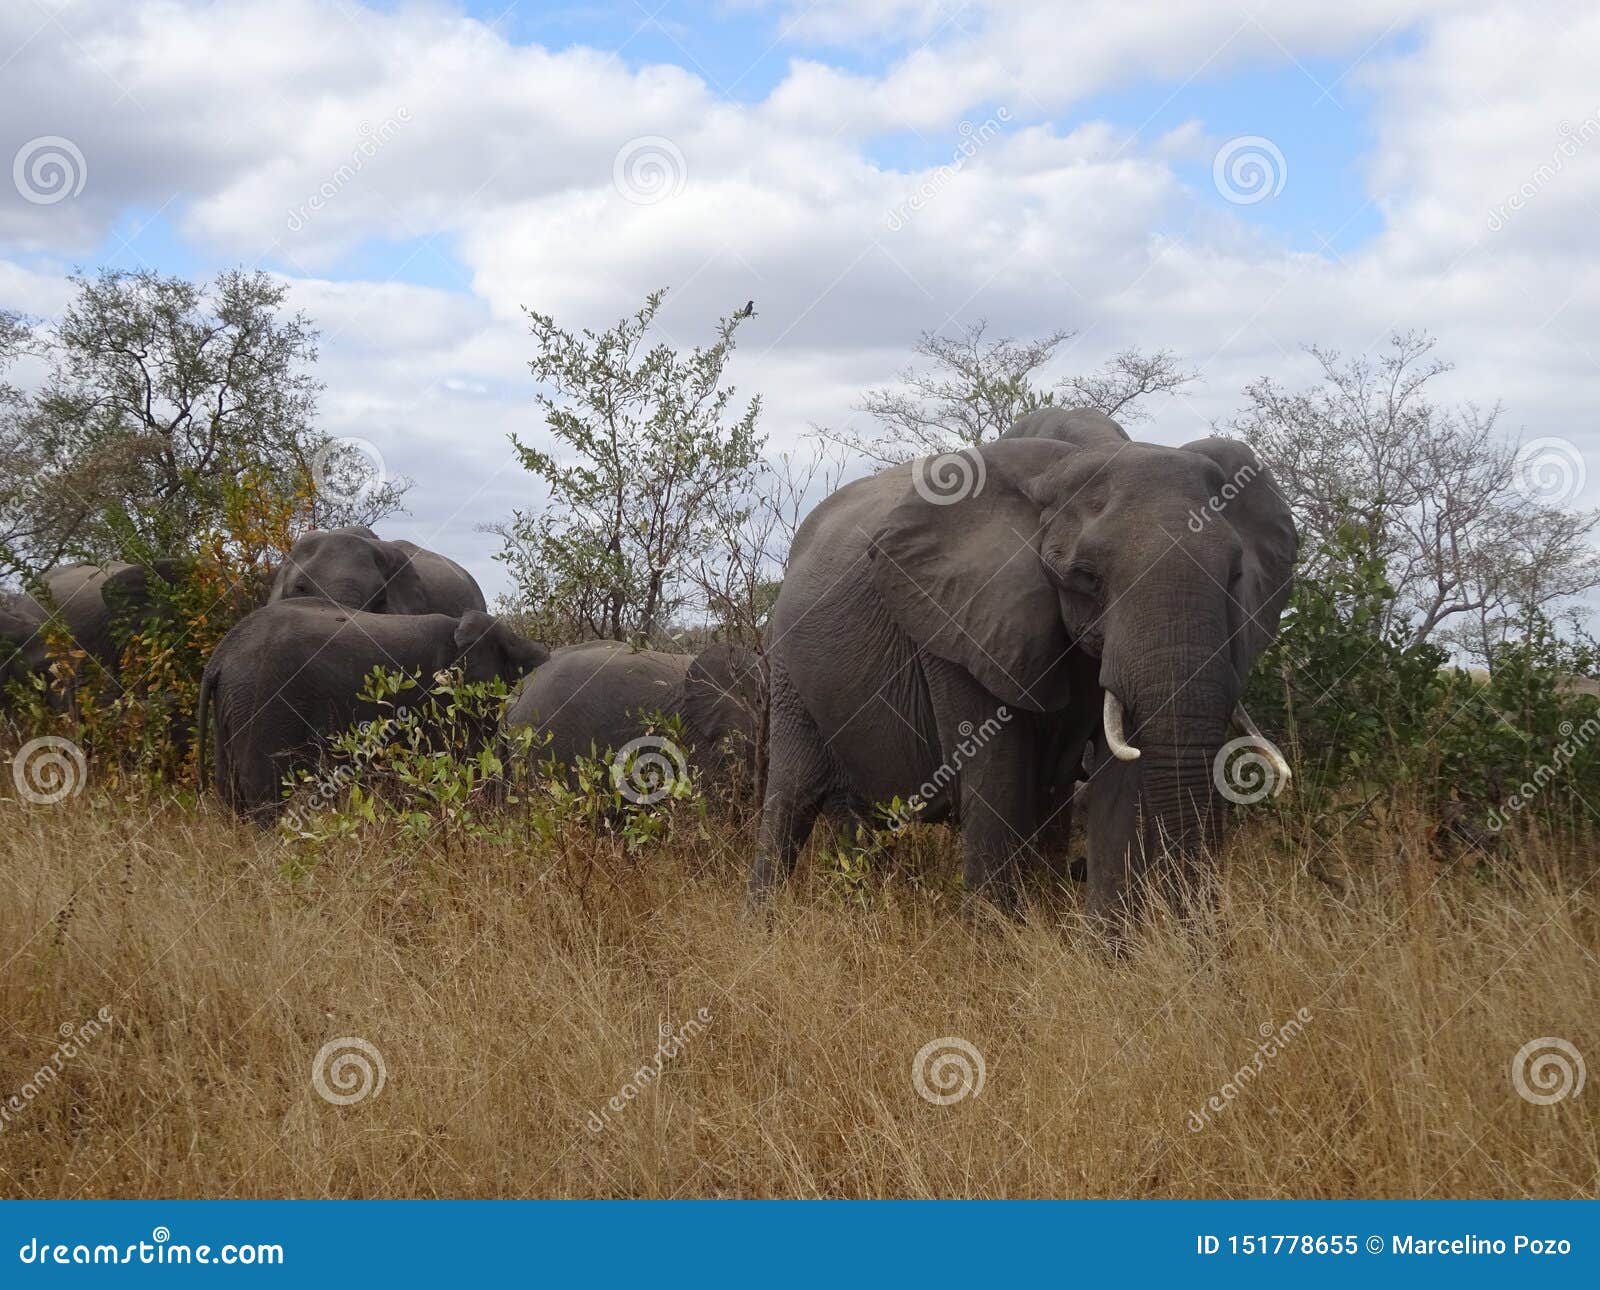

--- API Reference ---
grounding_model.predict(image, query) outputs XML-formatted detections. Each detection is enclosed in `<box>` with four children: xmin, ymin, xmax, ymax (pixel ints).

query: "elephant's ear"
<box><xmin>870</xmin><ymin>439</ymin><xmax>1075</xmax><ymax>714</ymax></box>
<box><xmin>1180</xmin><ymin>437</ymin><xmax>1298</xmax><ymax>667</ymax></box>
<box><xmin>454</xmin><ymin>611</ymin><xmax>548</xmax><ymax>678</ymax></box>
<box><xmin>680</xmin><ymin>643</ymin><xmax>764</xmax><ymax>744</ymax></box>
<box><xmin>371</xmin><ymin>538</ymin><xmax>428</xmax><ymax>612</ymax></box>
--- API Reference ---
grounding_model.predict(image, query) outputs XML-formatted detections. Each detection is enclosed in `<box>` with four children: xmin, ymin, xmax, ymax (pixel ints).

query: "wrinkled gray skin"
<box><xmin>508</xmin><ymin>640</ymin><xmax>764</xmax><ymax>788</ymax></box>
<box><xmin>198</xmin><ymin>601</ymin><xmax>546</xmax><ymax>821</ymax></box>
<box><xmin>0</xmin><ymin>591</ymin><xmax>50</xmax><ymax>698</ymax></box>
<box><xmin>270</xmin><ymin>526</ymin><xmax>485</xmax><ymax>616</ymax></box>
<box><xmin>751</xmin><ymin>409</ymin><xmax>1296</xmax><ymax>933</ymax></box>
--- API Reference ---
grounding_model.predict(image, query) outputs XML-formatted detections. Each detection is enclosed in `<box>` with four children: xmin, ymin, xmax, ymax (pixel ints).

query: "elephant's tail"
<box><xmin>196</xmin><ymin>665</ymin><xmax>216</xmax><ymax>796</ymax></box>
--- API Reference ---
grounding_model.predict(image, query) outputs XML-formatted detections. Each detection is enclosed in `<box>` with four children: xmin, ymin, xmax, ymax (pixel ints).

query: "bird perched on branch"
<box><xmin>735</xmin><ymin>299</ymin><xmax>756</xmax><ymax>319</ymax></box>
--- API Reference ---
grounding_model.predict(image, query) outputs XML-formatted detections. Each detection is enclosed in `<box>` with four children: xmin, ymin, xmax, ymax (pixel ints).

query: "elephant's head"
<box><xmin>451</xmin><ymin>610</ymin><xmax>550</xmax><ymax>686</ymax></box>
<box><xmin>871</xmin><ymin>435</ymin><xmax>1296</xmax><ymax>918</ymax></box>
<box><xmin>271</xmin><ymin>527</ymin><xmax>427</xmax><ymax>613</ymax></box>
<box><xmin>680</xmin><ymin>643</ymin><xmax>764</xmax><ymax>747</ymax></box>
<box><xmin>0</xmin><ymin>593</ymin><xmax>50</xmax><ymax>695</ymax></box>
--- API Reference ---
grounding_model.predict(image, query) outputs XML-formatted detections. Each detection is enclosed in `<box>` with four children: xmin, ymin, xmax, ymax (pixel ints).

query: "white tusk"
<box><xmin>1232</xmin><ymin>704</ymin><xmax>1292</xmax><ymax>781</ymax></box>
<box><xmin>1102</xmin><ymin>690</ymin><xmax>1141</xmax><ymax>761</ymax></box>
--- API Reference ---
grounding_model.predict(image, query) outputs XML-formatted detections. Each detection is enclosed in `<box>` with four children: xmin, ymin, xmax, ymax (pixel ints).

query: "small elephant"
<box><xmin>506</xmin><ymin>639</ymin><xmax>763</xmax><ymax>791</ymax></box>
<box><xmin>270</xmin><ymin>526</ymin><xmax>485</xmax><ymax>617</ymax></box>
<box><xmin>198</xmin><ymin>600</ymin><xmax>547</xmax><ymax>820</ymax></box>
<box><xmin>751</xmin><ymin>425</ymin><xmax>1296</xmax><ymax>932</ymax></box>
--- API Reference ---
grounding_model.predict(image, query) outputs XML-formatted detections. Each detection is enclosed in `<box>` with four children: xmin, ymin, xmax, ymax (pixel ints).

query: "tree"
<box><xmin>0</xmin><ymin>268</ymin><xmax>405</xmax><ymax>581</ymax></box>
<box><xmin>819</xmin><ymin>320</ymin><xmax>1195</xmax><ymax>466</ymax></box>
<box><xmin>498</xmin><ymin>290</ymin><xmax>764</xmax><ymax>643</ymax></box>
<box><xmin>1232</xmin><ymin>332</ymin><xmax>1600</xmax><ymax>659</ymax></box>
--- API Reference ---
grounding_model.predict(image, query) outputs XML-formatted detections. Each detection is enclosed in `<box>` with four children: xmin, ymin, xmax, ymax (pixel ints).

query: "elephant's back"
<box><xmin>393</xmin><ymin>541</ymin><xmax>486</xmax><ymax>614</ymax></box>
<box><xmin>509</xmin><ymin>640</ymin><xmax>692</xmax><ymax>765</ymax></box>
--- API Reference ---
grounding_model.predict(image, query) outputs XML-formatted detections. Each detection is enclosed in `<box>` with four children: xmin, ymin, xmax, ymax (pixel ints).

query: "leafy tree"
<box><xmin>0</xmin><ymin>268</ymin><xmax>405</xmax><ymax>580</ymax></box>
<box><xmin>1232</xmin><ymin>332</ymin><xmax>1600</xmax><ymax>659</ymax></box>
<box><xmin>498</xmin><ymin>289</ymin><xmax>764</xmax><ymax>643</ymax></box>
<box><xmin>819</xmin><ymin>320</ymin><xmax>1195</xmax><ymax>465</ymax></box>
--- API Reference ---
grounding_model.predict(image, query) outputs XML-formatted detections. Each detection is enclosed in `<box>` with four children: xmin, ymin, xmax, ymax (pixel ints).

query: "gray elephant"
<box><xmin>749</xmin><ymin>427</ymin><xmax>1296</xmax><ymax>932</ymax></box>
<box><xmin>1002</xmin><ymin>405</ymin><xmax>1131</xmax><ymax>450</ymax></box>
<box><xmin>24</xmin><ymin>560</ymin><xmax>188</xmax><ymax>677</ymax></box>
<box><xmin>0</xmin><ymin>591</ymin><xmax>50</xmax><ymax>700</ymax></box>
<box><xmin>198</xmin><ymin>600</ymin><xmax>547</xmax><ymax>820</ymax></box>
<box><xmin>270</xmin><ymin>526</ymin><xmax>485</xmax><ymax>616</ymax></box>
<box><xmin>507</xmin><ymin>639</ymin><xmax>763</xmax><ymax>792</ymax></box>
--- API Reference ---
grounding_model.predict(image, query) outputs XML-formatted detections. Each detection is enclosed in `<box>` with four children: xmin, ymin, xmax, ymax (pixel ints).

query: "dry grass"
<box><xmin>0</xmin><ymin>788</ymin><xmax>1596</xmax><ymax>1199</ymax></box>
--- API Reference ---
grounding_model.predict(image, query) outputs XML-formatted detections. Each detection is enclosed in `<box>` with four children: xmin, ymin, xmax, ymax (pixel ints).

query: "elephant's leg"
<box><xmin>748</xmin><ymin>661</ymin><xmax>833</xmax><ymax>902</ymax></box>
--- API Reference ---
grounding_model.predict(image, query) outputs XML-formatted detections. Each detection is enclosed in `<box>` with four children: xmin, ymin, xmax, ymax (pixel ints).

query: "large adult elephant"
<box><xmin>26</xmin><ymin>560</ymin><xmax>187</xmax><ymax>676</ymax></box>
<box><xmin>507</xmin><ymin>639</ymin><xmax>762</xmax><ymax>790</ymax></box>
<box><xmin>270</xmin><ymin>526</ymin><xmax>485</xmax><ymax>616</ymax></box>
<box><xmin>198</xmin><ymin>601</ymin><xmax>546</xmax><ymax>820</ymax></box>
<box><xmin>749</xmin><ymin>431</ymin><xmax>1296</xmax><ymax>931</ymax></box>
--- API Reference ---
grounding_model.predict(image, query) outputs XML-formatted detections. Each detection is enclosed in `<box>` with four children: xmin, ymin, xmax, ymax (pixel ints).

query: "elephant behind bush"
<box><xmin>198</xmin><ymin>600</ymin><xmax>547</xmax><ymax>820</ymax></box>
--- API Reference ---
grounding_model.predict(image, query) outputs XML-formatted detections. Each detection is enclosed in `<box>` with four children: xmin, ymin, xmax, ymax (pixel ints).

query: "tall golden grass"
<box><xmin>0</xmin><ymin>788</ymin><xmax>1595</xmax><ymax>1198</ymax></box>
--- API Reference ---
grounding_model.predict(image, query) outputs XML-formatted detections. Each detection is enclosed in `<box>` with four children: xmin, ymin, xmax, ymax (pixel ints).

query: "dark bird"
<box><xmin>735</xmin><ymin>299</ymin><xmax>756</xmax><ymax>319</ymax></box>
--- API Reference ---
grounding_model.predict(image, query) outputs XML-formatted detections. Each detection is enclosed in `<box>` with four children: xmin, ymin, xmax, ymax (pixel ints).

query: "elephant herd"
<box><xmin>3</xmin><ymin>407</ymin><xmax>1299</xmax><ymax>934</ymax></box>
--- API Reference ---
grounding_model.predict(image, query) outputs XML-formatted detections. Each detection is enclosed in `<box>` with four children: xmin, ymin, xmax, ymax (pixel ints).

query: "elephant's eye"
<box><xmin>1060</xmin><ymin>564</ymin><xmax>1102</xmax><ymax>598</ymax></box>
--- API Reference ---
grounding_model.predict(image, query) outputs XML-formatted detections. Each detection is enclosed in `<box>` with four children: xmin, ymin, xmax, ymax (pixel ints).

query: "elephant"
<box><xmin>748</xmin><ymin>429</ymin><xmax>1296</xmax><ymax>932</ymax></box>
<box><xmin>507</xmin><ymin>639</ymin><xmax>763</xmax><ymax>794</ymax></box>
<box><xmin>23</xmin><ymin>560</ymin><xmax>188</xmax><ymax>678</ymax></box>
<box><xmin>0</xmin><ymin>591</ymin><xmax>50</xmax><ymax>700</ymax></box>
<box><xmin>198</xmin><ymin>600</ymin><xmax>547</xmax><ymax>820</ymax></box>
<box><xmin>1002</xmin><ymin>405</ymin><xmax>1131</xmax><ymax>451</ymax></box>
<box><xmin>270</xmin><ymin>526</ymin><xmax>485</xmax><ymax>617</ymax></box>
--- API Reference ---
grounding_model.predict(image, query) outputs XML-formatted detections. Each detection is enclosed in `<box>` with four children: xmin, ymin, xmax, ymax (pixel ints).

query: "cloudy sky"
<box><xmin>3</xmin><ymin>0</ymin><xmax>1597</xmax><ymax>600</ymax></box>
